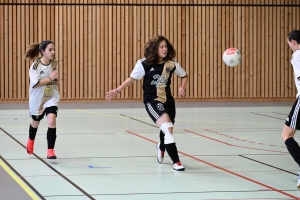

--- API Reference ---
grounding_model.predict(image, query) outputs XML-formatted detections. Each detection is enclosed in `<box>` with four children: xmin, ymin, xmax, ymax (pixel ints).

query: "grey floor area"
<box><xmin>0</xmin><ymin>101</ymin><xmax>300</xmax><ymax>200</ymax></box>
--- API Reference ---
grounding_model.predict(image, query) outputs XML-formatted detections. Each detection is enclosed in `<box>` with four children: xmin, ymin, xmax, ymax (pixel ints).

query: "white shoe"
<box><xmin>156</xmin><ymin>143</ymin><xmax>164</xmax><ymax>164</ymax></box>
<box><xmin>297</xmin><ymin>173</ymin><xmax>300</xmax><ymax>188</ymax></box>
<box><xmin>173</xmin><ymin>162</ymin><xmax>185</xmax><ymax>171</ymax></box>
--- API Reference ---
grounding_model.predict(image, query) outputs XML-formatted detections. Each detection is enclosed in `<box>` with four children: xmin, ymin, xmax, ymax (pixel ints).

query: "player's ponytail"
<box><xmin>24</xmin><ymin>43</ymin><xmax>39</xmax><ymax>60</ymax></box>
<box><xmin>24</xmin><ymin>40</ymin><xmax>54</xmax><ymax>60</ymax></box>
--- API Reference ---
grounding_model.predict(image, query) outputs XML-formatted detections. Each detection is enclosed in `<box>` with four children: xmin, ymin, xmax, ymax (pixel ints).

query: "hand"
<box><xmin>50</xmin><ymin>70</ymin><xmax>58</xmax><ymax>81</ymax></box>
<box><xmin>106</xmin><ymin>89</ymin><xmax>119</xmax><ymax>101</ymax></box>
<box><xmin>178</xmin><ymin>87</ymin><xmax>186</xmax><ymax>97</ymax></box>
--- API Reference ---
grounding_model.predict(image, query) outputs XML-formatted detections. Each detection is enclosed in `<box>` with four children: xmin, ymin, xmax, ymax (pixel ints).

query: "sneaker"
<box><xmin>156</xmin><ymin>143</ymin><xmax>164</xmax><ymax>164</ymax></box>
<box><xmin>47</xmin><ymin>149</ymin><xmax>57</xmax><ymax>159</ymax></box>
<box><xmin>297</xmin><ymin>172</ymin><xmax>300</xmax><ymax>188</ymax></box>
<box><xmin>26</xmin><ymin>139</ymin><xmax>35</xmax><ymax>154</ymax></box>
<box><xmin>173</xmin><ymin>162</ymin><xmax>185</xmax><ymax>171</ymax></box>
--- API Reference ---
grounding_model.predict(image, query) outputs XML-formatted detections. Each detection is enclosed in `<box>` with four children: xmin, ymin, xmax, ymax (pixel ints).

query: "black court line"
<box><xmin>250</xmin><ymin>112</ymin><xmax>285</xmax><ymax>121</ymax></box>
<box><xmin>0</xmin><ymin>3</ymin><xmax>298</xmax><ymax>6</ymax></box>
<box><xmin>0</xmin><ymin>155</ymin><xmax>46</xmax><ymax>200</ymax></box>
<box><xmin>239</xmin><ymin>155</ymin><xmax>298</xmax><ymax>176</ymax></box>
<box><xmin>47</xmin><ymin>189</ymin><xmax>299</xmax><ymax>197</ymax></box>
<box><xmin>273</xmin><ymin>112</ymin><xmax>288</xmax><ymax>116</ymax></box>
<box><xmin>120</xmin><ymin>114</ymin><xmax>157</xmax><ymax>128</ymax></box>
<box><xmin>4</xmin><ymin>153</ymin><xmax>287</xmax><ymax>161</ymax></box>
<box><xmin>0</xmin><ymin>127</ymin><xmax>96</xmax><ymax>200</ymax></box>
<box><xmin>0</xmin><ymin>132</ymin><xmax>120</xmax><ymax>136</ymax></box>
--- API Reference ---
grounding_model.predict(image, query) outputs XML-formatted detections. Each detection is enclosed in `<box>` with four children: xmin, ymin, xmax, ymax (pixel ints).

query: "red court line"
<box><xmin>204</xmin><ymin>128</ymin><xmax>285</xmax><ymax>149</ymax></box>
<box><xmin>185</xmin><ymin>130</ymin><xmax>287</xmax><ymax>154</ymax></box>
<box><xmin>126</xmin><ymin>130</ymin><xmax>298</xmax><ymax>199</ymax></box>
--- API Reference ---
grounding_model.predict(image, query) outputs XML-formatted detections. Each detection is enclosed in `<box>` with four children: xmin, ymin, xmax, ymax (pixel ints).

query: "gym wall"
<box><xmin>0</xmin><ymin>0</ymin><xmax>299</xmax><ymax>102</ymax></box>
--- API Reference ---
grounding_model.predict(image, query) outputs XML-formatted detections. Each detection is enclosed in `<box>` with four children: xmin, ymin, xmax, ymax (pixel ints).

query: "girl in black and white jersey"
<box><xmin>106</xmin><ymin>35</ymin><xmax>188</xmax><ymax>171</ymax></box>
<box><xmin>24</xmin><ymin>40</ymin><xmax>59</xmax><ymax>159</ymax></box>
<box><xmin>282</xmin><ymin>30</ymin><xmax>300</xmax><ymax>187</ymax></box>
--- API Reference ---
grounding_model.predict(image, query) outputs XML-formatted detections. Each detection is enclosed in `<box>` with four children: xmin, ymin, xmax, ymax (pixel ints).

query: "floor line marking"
<box><xmin>185</xmin><ymin>130</ymin><xmax>287</xmax><ymax>154</ymax></box>
<box><xmin>126</xmin><ymin>130</ymin><xmax>298</xmax><ymax>199</ymax></box>
<box><xmin>239</xmin><ymin>155</ymin><xmax>298</xmax><ymax>176</ymax></box>
<box><xmin>0</xmin><ymin>156</ymin><xmax>43</xmax><ymax>200</ymax></box>
<box><xmin>0</xmin><ymin>127</ymin><xmax>96</xmax><ymax>200</ymax></box>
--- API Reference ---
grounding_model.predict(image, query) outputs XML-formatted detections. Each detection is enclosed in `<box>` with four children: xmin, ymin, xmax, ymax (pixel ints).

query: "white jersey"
<box><xmin>29</xmin><ymin>58</ymin><xmax>60</xmax><ymax>116</ymax></box>
<box><xmin>291</xmin><ymin>50</ymin><xmax>300</xmax><ymax>98</ymax></box>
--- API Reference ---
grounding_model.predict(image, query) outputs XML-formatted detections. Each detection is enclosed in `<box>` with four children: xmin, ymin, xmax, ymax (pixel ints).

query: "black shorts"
<box><xmin>31</xmin><ymin>106</ymin><xmax>58</xmax><ymax>121</ymax></box>
<box><xmin>145</xmin><ymin>101</ymin><xmax>176</xmax><ymax>124</ymax></box>
<box><xmin>285</xmin><ymin>97</ymin><xmax>300</xmax><ymax>130</ymax></box>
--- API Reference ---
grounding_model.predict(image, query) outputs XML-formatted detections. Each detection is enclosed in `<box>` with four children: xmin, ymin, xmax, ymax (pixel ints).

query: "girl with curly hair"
<box><xmin>106</xmin><ymin>35</ymin><xmax>188</xmax><ymax>171</ymax></box>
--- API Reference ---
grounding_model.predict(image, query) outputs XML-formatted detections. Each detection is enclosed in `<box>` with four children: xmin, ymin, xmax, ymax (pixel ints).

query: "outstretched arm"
<box><xmin>105</xmin><ymin>77</ymin><xmax>135</xmax><ymax>100</ymax></box>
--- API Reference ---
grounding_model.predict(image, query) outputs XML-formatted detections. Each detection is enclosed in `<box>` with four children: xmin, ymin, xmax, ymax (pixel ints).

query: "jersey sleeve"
<box><xmin>174</xmin><ymin>61</ymin><xmax>187</xmax><ymax>78</ymax></box>
<box><xmin>29</xmin><ymin>62</ymin><xmax>41</xmax><ymax>88</ymax></box>
<box><xmin>130</xmin><ymin>59</ymin><xmax>145</xmax><ymax>80</ymax></box>
<box><xmin>292</xmin><ymin>51</ymin><xmax>300</xmax><ymax>81</ymax></box>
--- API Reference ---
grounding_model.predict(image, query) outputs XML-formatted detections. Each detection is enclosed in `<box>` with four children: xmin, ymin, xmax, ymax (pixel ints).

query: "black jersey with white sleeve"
<box><xmin>130</xmin><ymin>58</ymin><xmax>187</xmax><ymax>104</ymax></box>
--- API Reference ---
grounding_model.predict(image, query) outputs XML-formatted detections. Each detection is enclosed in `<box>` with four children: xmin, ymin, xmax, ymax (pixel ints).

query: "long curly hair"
<box><xmin>144</xmin><ymin>35</ymin><xmax>176</xmax><ymax>65</ymax></box>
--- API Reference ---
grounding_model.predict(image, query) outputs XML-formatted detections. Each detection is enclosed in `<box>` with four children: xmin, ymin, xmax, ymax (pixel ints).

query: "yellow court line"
<box><xmin>0</xmin><ymin>159</ymin><xmax>40</xmax><ymax>200</ymax></box>
<box><xmin>75</xmin><ymin>109</ymin><xmax>151</xmax><ymax>120</ymax></box>
<box><xmin>75</xmin><ymin>109</ymin><xmax>120</xmax><ymax>117</ymax></box>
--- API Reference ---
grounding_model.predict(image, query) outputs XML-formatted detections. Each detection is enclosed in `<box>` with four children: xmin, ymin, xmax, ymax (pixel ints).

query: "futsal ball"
<box><xmin>222</xmin><ymin>48</ymin><xmax>241</xmax><ymax>67</ymax></box>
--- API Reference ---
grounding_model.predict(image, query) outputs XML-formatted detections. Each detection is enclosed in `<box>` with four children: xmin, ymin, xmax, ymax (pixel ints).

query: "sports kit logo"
<box><xmin>151</xmin><ymin>74</ymin><xmax>168</xmax><ymax>86</ymax></box>
<box><xmin>156</xmin><ymin>103</ymin><xmax>165</xmax><ymax>111</ymax></box>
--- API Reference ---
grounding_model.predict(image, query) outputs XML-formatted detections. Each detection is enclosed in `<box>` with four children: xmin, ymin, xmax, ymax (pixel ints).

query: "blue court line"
<box><xmin>88</xmin><ymin>165</ymin><xmax>111</xmax><ymax>168</ymax></box>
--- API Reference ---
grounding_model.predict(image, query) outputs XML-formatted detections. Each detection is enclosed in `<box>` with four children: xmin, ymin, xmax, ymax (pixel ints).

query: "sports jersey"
<box><xmin>29</xmin><ymin>58</ymin><xmax>60</xmax><ymax>116</ymax></box>
<box><xmin>130</xmin><ymin>58</ymin><xmax>187</xmax><ymax>104</ymax></box>
<box><xmin>291</xmin><ymin>50</ymin><xmax>300</xmax><ymax>98</ymax></box>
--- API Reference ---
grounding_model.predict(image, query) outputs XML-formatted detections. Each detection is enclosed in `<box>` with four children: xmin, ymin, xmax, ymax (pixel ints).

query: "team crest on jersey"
<box><xmin>156</xmin><ymin>103</ymin><xmax>165</xmax><ymax>111</ymax></box>
<box><xmin>166</xmin><ymin>67</ymin><xmax>171</xmax><ymax>73</ymax></box>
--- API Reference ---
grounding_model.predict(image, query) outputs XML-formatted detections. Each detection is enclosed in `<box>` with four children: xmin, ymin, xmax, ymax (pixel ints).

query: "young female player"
<box><xmin>106</xmin><ymin>35</ymin><xmax>188</xmax><ymax>171</ymax></box>
<box><xmin>282</xmin><ymin>30</ymin><xmax>300</xmax><ymax>187</ymax></box>
<box><xmin>24</xmin><ymin>40</ymin><xmax>59</xmax><ymax>159</ymax></box>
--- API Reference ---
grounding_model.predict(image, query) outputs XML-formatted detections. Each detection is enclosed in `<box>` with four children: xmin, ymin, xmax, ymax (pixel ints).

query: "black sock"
<box><xmin>159</xmin><ymin>130</ymin><xmax>165</xmax><ymax>151</ymax></box>
<box><xmin>29</xmin><ymin>124</ymin><xmax>38</xmax><ymax>140</ymax></box>
<box><xmin>165</xmin><ymin>143</ymin><xmax>180</xmax><ymax>164</ymax></box>
<box><xmin>285</xmin><ymin>137</ymin><xmax>300</xmax><ymax>167</ymax></box>
<box><xmin>47</xmin><ymin>128</ymin><xmax>57</xmax><ymax>149</ymax></box>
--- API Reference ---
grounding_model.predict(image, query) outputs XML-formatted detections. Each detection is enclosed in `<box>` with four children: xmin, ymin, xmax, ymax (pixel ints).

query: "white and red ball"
<box><xmin>222</xmin><ymin>48</ymin><xmax>241</xmax><ymax>67</ymax></box>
